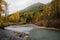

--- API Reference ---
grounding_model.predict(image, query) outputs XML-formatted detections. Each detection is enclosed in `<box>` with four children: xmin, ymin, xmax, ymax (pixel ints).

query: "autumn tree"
<box><xmin>9</xmin><ymin>12</ymin><xmax>20</xmax><ymax>23</ymax></box>
<box><xmin>42</xmin><ymin>0</ymin><xmax>60</xmax><ymax>28</ymax></box>
<box><xmin>50</xmin><ymin>0</ymin><xmax>60</xmax><ymax>28</ymax></box>
<box><xmin>0</xmin><ymin>0</ymin><xmax>8</xmax><ymax>22</ymax></box>
<box><xmin>51</xmin><ymin>0</ymin><xmax>60</xmax><ymax>19</ymax></box>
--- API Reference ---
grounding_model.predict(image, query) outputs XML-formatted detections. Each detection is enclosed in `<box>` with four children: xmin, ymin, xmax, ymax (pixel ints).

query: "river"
<box><xmin>4</xmin><ymin>24</ymin><xmax>60</xmax><ymax>40</ymax></box>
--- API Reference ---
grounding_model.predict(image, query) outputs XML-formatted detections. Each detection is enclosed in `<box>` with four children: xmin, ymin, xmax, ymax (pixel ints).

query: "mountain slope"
<box><xmin>20</xmin><ymin>3</ymin><xmax>44</xmax><ymax>13</ymax></box>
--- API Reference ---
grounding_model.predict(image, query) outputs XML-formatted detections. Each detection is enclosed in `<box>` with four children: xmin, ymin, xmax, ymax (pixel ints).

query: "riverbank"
<box><xmin>16</xmin><ymin>24</ymin><xmax>60</xmax><ymax>30</ymax></box>
<box><xmin>21</xmin><ymin>24</ymin><xmax>60</xmax><ymax>30</ymax></box>
<box><xmin>35</xmin><ymin>25</ymin><xmax>60</xmax><ymax>30</ymax></box>
<box><xmin>36</xmin><ymin>27</ymin><xmax>60</xmax><ymax>30</ymax></box>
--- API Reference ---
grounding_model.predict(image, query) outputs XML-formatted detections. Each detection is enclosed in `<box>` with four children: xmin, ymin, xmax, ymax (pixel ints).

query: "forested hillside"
<box><xmin>42</xmin><ymin>0</ymin><xmax>60</xmax><ymax>28</ymax></box>
<box><xmin>0</xmin><ymin>0</ymin><xmax>60</xmax><ymax>29</ymax></box>
<box><xmin>8</xmin><ymin>0</ymin><xmax>60</xmax><ymax>28</ymax></box>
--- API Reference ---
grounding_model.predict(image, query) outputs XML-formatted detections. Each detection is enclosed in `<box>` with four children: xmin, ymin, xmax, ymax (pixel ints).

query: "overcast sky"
<box><xmin>5</xmin><ymin>0</ymin><xmax>52</xmax><ymax>14</ymax></box>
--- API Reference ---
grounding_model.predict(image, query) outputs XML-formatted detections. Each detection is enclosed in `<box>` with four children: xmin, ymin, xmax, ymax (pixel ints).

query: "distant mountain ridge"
<box><xmin>20</xmin><ymin>2</ymin><xmax>44</xmax><ymax>13</ymax></box>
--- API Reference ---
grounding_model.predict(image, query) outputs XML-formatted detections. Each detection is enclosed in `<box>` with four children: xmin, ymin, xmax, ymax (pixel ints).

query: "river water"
<box><xmin>5</xmin><ymin>24</ymin><xmax>60</xmax><ymax>40</ymax></box>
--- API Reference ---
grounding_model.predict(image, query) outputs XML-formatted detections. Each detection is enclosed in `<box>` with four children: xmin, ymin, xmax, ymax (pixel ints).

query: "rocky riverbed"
<box><xmin>0</xmin><ymin>29</ymin><xmax>31</xmax><ymax>40</ymax></box>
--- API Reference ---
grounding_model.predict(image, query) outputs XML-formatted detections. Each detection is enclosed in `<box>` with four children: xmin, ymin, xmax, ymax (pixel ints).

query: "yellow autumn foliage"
<box><xmin>9</xmin><ymin>12</ymin><xmax>20</xmax><ymax>22</ymax></box>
